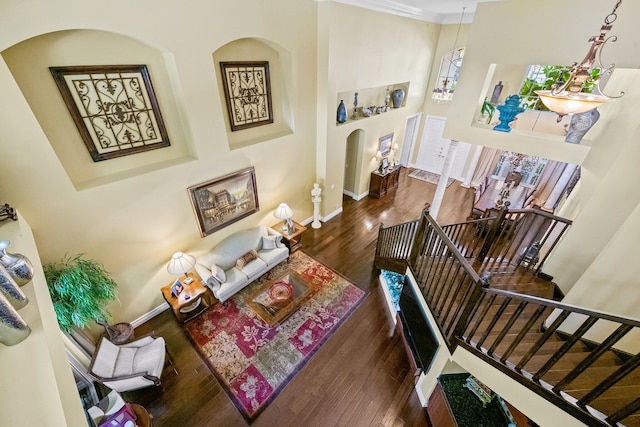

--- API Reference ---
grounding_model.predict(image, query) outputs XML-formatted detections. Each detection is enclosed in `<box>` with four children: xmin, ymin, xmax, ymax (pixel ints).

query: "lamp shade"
<box><xmin>535</xmin><ymin>90</ymin><xmax>612</xmax><ymax>116</ymax></box>
<box><xmin>167</xmin><ymin>252</ymin><xmax>196</xmax><ymax>276</ymax></box>
<box><xmin>273</xmin><ymin>203</ymin><xmax>293</xmax><ymax>220</ymax></box>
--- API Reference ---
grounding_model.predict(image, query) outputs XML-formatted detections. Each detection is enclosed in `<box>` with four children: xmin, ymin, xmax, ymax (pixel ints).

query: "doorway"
<box><xmin>400</xmin><ymin>113</ymin><xmax>422</xmax><ymax>167</ymax></box>
<box><xmin>343</xmin><ymin>129</ymin><xmax>365</xmax><ymax>200</ymax></box>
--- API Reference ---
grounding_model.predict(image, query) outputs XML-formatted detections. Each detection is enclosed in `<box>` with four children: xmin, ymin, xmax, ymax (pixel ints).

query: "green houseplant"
<box><xmin>519</xmin><ymin>65</ymin><xmax>601</xmax><ymax>111</ymax></box>
<box><xmin>44</xmin><ymin>254</ymin><xmax>118</xmax><ymax>333</ymax></box>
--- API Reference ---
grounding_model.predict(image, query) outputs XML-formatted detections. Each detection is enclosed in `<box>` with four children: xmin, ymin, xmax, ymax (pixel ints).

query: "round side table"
<box><xmin>130</xmin><ymin>403</ymin><xmax>152</xmax><ymax>427</ymax></box>
<box><xmin>100</xmin><ymin>321</ymin><xmax>134</xmax><ymax>344</ymax></box>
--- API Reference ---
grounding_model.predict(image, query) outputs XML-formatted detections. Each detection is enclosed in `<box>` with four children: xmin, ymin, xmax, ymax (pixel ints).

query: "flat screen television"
<box><xmin>398</xmin><ymin>279</ymin><xmax>439</xmax><ymax>372</ymax></box>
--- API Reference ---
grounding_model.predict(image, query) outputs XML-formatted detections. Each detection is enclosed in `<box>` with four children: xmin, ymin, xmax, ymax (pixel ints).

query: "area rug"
<box><xmin>408</xmin><ymin>169</ymin><xmax>455</xmax><ymax>187</ymax></box>
<box><xmin>184</xmin><ymin>250</ymin><xmax>367</xmax><ymax>421</ymax></box>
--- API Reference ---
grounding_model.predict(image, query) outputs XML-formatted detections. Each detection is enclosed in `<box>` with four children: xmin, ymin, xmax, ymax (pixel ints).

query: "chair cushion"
<box><xmin>132</xmin><ymin>337</ymin><xmax>165</xmax><ymax>379</ymax></box>
<box><xmin>113</xmin><ymin>347</ymin><xmax>137</xmax><ymax>376</ymax></box>
<box><xmin>92</xmin><ymin>338</ymin><xmax>120</xmax><ymax>377</ymax></box>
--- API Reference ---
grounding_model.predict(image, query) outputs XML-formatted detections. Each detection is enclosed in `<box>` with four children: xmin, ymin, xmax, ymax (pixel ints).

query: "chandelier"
<box><xmin>431</xmin><ymin>8</ymin><xmax>465</xmax><ymax>103</ymax></box>
<box><xmin>535</xmin><ymin>0</ymin><xmax>625</xmax><ymax>116</ymax></box>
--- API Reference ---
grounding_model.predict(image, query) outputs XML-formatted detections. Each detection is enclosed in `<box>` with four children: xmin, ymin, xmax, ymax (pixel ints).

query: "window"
<box><xmin>491</xmin><ymin>151</ymin><xmax>548</xmax><ymax>188</ymax></box>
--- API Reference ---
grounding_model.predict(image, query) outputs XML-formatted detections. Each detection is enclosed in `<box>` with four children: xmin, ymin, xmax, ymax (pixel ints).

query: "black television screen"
<box><xmin>398</xmin><ymin>280</ymin><xmax>439</xmax><ymax>372</ymax></box>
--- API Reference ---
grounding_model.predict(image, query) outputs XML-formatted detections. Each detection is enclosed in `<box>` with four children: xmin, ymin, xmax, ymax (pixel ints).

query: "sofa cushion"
<box><xmin>258</xmin><ymin>246</ymin><xmax>289</xmax><ymax>266</ymax></box>
<box><xmin>222</xmin><ymin>267</ymin><xmax>250</xmax><ymax>288</ymax></box>
<box><xmin>211</xmin><ymin>264</ymin><xmax>226</xmax><ymax>283</ymax></box>
<box><xmin>236</xmin><ymin>250</ymin><xmax>258</xmax><ymax>269</ymax></box>
<box><xmin>238</xmin><ymin>257</ymin><xmax>268</xmax><ymax>277</ymax></box>
<box><xmin>261</xmin><ymin>235</ymin><xmax>281</xmax><ymax>250</ymax></box>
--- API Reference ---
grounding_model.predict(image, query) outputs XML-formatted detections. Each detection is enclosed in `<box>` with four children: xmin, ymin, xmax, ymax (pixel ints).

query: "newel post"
<box><xmin>477</xmin><ymin>204</ymin><xmax>510</xmax><ymax>261</ymax></box>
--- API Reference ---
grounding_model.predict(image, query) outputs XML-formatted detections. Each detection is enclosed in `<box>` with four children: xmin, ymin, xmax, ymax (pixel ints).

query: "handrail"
<box><xmin>374</xmin><ymin>208</ymin><xmax>640</xmax><ymax>426</ymax></box>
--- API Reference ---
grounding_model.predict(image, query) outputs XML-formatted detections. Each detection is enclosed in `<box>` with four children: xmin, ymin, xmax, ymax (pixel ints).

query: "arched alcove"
<box><xmin>2</xmin><ymin>29</ymin><xmax>194</xmax><ymax>190</ymax></box>
<box><xmin>213</xmin><ymin>38</ymin><xmax>294</xmax><ymax>149</ymax></box>
<box><xmin>343</xmin><ymin>129</ymin><xmax>366</xmax><ymax>200</ymax></box>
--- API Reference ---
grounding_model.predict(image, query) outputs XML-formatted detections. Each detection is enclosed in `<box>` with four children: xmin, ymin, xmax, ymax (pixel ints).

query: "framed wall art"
<box><xmin>220</xmin><ymin>61</ymin><xmax>273</xmax><ymax>131</ymax></box>
<box><xmin>379</xmin><ymin>132</ymin><xmax>394</xmax><ymax>157</ymax></box>
<box><xmin>188</xmin><ymin>167</ymin><xmax>260</xmax><ymax>237</ymax></box>
<box><xmin>49</xmin><ymin>64</ymin><xmax>171</xmax><ymax>162</ymax></box>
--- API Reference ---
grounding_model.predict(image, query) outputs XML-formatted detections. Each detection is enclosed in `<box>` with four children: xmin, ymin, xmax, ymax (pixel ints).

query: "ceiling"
<box><xmin>330</xmin><ymin>0</ymin><xmax>504</xmax><ymax>24</ymax></box>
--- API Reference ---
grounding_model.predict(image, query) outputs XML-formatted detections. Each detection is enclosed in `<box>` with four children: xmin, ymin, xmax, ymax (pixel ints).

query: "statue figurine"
<box><xmin>311</xmin><ymin>183</ymin><xmax>322</xmax><ymax>229</ymax></box>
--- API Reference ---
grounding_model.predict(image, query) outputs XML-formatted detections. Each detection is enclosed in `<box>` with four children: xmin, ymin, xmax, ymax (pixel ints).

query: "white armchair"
<box><xmin>89</xmin><ymin>335</ymin><xmax>169</xmax><ymax>392</ymax></box>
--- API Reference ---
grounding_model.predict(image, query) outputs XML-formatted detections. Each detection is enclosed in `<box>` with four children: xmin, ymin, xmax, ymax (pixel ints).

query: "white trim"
<box><xmin>130</xmin><ymin>303</ymin><xmax>170</xmax><ymax>328</ymax></box>
<box><xmin>323</xmin><ymin>207</ymin><xmax>343</xmax><ymax>222</ymax></box>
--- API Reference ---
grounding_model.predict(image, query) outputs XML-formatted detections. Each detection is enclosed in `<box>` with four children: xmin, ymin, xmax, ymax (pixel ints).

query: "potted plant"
<box><xmin>44</xmin><ymin>254</ymin><xmax>118</xmax><ymax>333</ymax></box>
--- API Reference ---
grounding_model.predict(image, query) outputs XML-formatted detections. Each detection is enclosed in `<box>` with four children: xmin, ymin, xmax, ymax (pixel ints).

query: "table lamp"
<box><xmin>274</xmin><ymin>203</ymin><xmax>294</xmax><ymax>234</ymax></box>
<box><xmin>167</xmin><ymin>252</ymin><xmax>196</xmax><ymax>284</ymax></box>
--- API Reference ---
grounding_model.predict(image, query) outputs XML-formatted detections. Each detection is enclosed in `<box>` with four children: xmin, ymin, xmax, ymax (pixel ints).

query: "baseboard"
<box><xmin>130</xmin><ymin>303</ymin><xmax>169</xmax><ymax>328</ymax></box>
<box><xmin>323</xmin><ymin>207</ymin><xmax>342</xmax><ymax>222</ymax></box>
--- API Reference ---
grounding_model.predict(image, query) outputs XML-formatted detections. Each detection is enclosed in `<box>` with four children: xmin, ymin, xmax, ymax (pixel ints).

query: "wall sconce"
<box><xmin>167</xmin><ymin>252</ymin><xmax>196</xmax><ymax>284</ymax></box>
<box><xmin>535</xmin><ymin>0</ymin><xmax>625</xmax><ymax>116</ymax></box>
<box><xmin>274</xmin><ymin>203</ymin><xmax>294</xmax><ymax>234</ymax></box>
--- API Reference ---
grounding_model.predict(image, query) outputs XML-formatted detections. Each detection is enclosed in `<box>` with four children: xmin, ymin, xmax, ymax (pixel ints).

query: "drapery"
<box><xmin>470</xmin><ymin>147</ymin><xmax>502</xmax><ymax>188</ymax></box>
<box><xmin>524</xmin><ymin>160</ymin><xmax>567</xmax><ymax>209</ymax></box>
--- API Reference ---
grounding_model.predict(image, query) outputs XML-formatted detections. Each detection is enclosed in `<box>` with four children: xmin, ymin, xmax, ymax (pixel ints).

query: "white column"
<box><xmin>461</xmin><ymin>144</ymin><xmax>483</xmax><ymax>188</ymax></box>
<box><xmin>430</xmin><ymin>140</ymin><xmax>459</xmax><ymax>221</ymax></box>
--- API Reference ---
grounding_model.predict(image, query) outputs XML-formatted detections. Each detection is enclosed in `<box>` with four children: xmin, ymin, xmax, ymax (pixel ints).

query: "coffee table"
<box><xmin>245</xmin><ymin>270</ymin><xmax>313</xmax><ymax>326</ymax></box>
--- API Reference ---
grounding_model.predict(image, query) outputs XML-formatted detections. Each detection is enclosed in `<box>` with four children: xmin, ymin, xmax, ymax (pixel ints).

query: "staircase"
<box><xmin>375</xmin><ymin>208</ymin><xmax>640</xmax><ymax>427</ymax></box>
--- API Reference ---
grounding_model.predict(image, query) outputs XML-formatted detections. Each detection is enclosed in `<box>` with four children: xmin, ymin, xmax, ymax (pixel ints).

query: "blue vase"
<box><xmin>337</xmin><ymin>100</ymin><xmax>347</xmax><ymax>124</ymax></box>
<box><xmin>493</xmin><ymin>95</ymin><xmax>525</xmax><ymax>133</ymax></box>
<box><xmin>392</xmin><ymin>89</ymin><xmax>405</xmax><ymax>108</ymax></box>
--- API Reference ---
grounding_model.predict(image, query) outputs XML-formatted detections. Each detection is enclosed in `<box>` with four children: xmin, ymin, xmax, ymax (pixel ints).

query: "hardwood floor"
<box><xmin>127</xmin><ymin>167</ymin><xmax>470</xmax><ymax>426</ymax></box>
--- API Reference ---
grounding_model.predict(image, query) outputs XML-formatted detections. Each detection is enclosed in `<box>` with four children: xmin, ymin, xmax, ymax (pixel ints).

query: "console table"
<box><xmin>369</xmin><ymin>166</ymin><xmax>400</xmax><ymax>198</ymax></box>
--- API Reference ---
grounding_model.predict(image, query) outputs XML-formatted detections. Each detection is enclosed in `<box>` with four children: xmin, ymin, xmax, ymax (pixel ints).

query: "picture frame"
<box><xmin>171</xmin><ymin>279</ymin><xmax>184</xmax><ymax>297</ymax></box>
<box><xmin>188</xmin><ymin>167</ymin><xmax>260</xmax><ymax>237</ymax></box>
<box><xmin>220</xmin><ymin>61</ymin><xmax>273</xmax><ymax>131</ymax></box>
<box><xmin>381</xmin><ymin>157</ymin><xmax>389</xmax><ymax>171</ymax></box>
<box><xmin>49</xmin><ymin>64</ymin><xmax>171</xmax><ymax>162</ymax></box>
<box><xmin>379</xmin><ymin>133</ymin><xmax>394</xmax><ymax>157</ymax></box>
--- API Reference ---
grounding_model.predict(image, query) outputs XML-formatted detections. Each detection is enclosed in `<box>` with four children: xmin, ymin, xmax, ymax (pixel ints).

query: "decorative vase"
<box><xmin>392</xmin><ymin>89</ymin><xmax>405</xmax><ymax>108</ymax></box>
<box><xmin>0</xmin><ymin>265</ymin><xmax>28</xmax><ymax>309</ymax></box>
<box><xmin>493</xmin><ymin>95</ymin><xmax>525</xmax><ymax>133</ymax></box>
<box><xmin>565</xmin><ymin>108</ymin><xmax>600</xmax><ymax>144</ymax></box>
<box><xmin>337</xmin><ymin>100</ymin><xmax>347</xmax><ymax>124</ymax></box>
<box><xmin>0</xmin><ymin>290</ymin><xmax>30</xmax><ymax>346</ymax></box>
<box><xmin>490</xmin><ymin>81</ymin><xmax>504</xmax><ymax>104</ymax></box>
<box><xmin>0</xmin><ymin>240</ymin><xmax>34</xmax><ymax>286</ymax></box>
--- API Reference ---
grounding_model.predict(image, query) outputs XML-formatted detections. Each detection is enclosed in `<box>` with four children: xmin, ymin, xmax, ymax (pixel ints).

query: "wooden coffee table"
<box><xmin>245</xmin><ymin>270</ymin><xmax>313</xmax><ymax>326</ymax></box>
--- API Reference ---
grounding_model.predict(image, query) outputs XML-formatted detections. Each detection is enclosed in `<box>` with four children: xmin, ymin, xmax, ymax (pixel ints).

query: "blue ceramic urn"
<box><xmin>337</xmin><ymin>100</ymin><xmax>347</xmax><ymax>124</ymax></box>
<box><xmin>493</xmin><ymin>95</ymin><xmax>525</xmax><ymax>133</ymax></box>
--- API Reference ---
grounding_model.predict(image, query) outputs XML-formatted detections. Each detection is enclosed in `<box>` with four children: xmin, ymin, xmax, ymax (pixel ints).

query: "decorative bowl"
<box><xmin>269</xmin><ymin>281</ymin><xmax>293</xmax><ymax>301</ymax></box>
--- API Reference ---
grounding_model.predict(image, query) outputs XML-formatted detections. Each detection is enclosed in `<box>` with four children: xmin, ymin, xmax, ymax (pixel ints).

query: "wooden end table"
<box><xmin>271</xmin><ymin>220</ymin><xmax>307</xmax><ymax>253</ymax></box>
<box><xmin>161</xmin><ymin>275</ymin><xmax>215</xmax><ymax>324</ymax></box>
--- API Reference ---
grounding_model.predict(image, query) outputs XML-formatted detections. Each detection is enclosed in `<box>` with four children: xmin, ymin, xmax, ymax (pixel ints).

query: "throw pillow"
<box><xmin>261</xmin><ymin>235</ymin><xmax>278</xmax><ymax>250</ymax></box>
<box><xmin>236</xmin><ymin>249</ymin><xmax>258</xmax><ymax>270</ymax></box>
<box><xmin>211</xmin><ymin>264</ymin><xmax>226</xmax><ymax>283</ymax></box>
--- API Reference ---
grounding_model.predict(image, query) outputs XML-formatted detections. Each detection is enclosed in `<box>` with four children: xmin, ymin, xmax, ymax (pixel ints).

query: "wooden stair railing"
<box><xmin>375</xmin><ymin>209</ymin><xmax>640</xmax><ymax>426</ymax></box>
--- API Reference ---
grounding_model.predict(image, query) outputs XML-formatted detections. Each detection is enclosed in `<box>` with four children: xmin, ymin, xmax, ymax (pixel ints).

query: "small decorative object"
<box><xmin>493</xmin><ymin>95</ymin><xmax>525</xmax><ymax>133</ymax></box>
<box><xmin>0</xmin><ymin>240</ymin><xmax>34</xmax><ymax>286</ymax></box>
<box><xmin>0</xmin><ymin>291</ymin><xmax>30</xmax><ymax>346</ymax></box>
<box><xmin>376</xmin><ymin>106</ymin><xmax>387</xmax><ymax>114</ymax></box>
<box><xmin>361</xmin><ymin>106</ymin><xmax>375</xmax><ymax>117</ymax></box>
<box><xmin>337</xmin><ymin>99</ymin><xmax>347</xmax><ymax>124</ymax></box>
<box><xmin>188</xmin><ymin>167</ymin><xmax>259</xmax><ymax>237</ymax></box>
<box><xmin>392</xmin><ymin>88</ymin><xmax>405</xmax><ymax>108</ymax></box>
<box><xmin>274</xmin><ymin>203</ymin><xmax>294</xmax><ymax>234</ymax></box>
<box><xmin>464</xmin><ymin>375</ymin><xmax>495</xmax><ymax>407</ymax></box>
<box><xmin>352</xmin><ymin>92</ymin><xmax>359</xmax><ymax>120</ymax></box>
<box><xmin>378</xmin><ymin>133</ymin><xmax>394</xmax><ymax>157</ymax></box>
<box><xmin>43</xmin><ymin>254</ymin><xmax>118</xmax><ymax>333</ymax></box>
<box><xmin>49</xmin><ymin>65</ymin><xmax>171</xmax><ymax>162</ymax></box>
<box><xmin>380</xmin><ymin>157</ymin><xmax>389</xmax><ymax>173</ymax></box>
<box><xmin>490</xmin><ymin>80</ymin><xmax>504</xmax><ymax>104</ymax></box>
<box><xmin>220</xmin><ymin>61</ymin><xmax>273</xmax><ymax>131</ymax></box>
<box><xmin>167</xmin><ymin>252</ymin><xmax>196</xmax><ymax>285</ymax></box>
<box><xmin>0</xmin><ymin>203</ymin><xmax>17</xmax><ymax>222</ymax></box>
<box><xmin>0</xmin><ymin>264</ymin><xmax>28</xmax><ymax>309</ymax></box>
<box><xmin>269</xmin><ymin>281</ymin><xmax>293</xmax><ymax>302</ymax></box>
<box><xmin>171</xmin><ymin>279</ymin><xmax>184</xmax><ymax>297</ymax></box>
<box><xmin>480</xmin><ymin>98</ymin><xmax>496</xmax><ymax>124</ymax></box>
<box><xmin>385</xmin><ymin>87</ymin><xmax>391</xmax><ymax>107</ymax></box>
<box><xmin>311</xmin><ymin>183</ymin><xmax>322</xmax><ymax>229</ymax></box>
<box><xmin>564</xmin><ymin>108</ymin><xmax>600</xmax><ymax>144</ymax></box>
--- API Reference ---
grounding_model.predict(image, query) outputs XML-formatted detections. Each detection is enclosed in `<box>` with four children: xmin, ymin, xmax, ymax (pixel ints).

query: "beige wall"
<box><xmin>0</xmin><ymin>0</ymin><xmax>318</xmax><ymax>328</ymax></box>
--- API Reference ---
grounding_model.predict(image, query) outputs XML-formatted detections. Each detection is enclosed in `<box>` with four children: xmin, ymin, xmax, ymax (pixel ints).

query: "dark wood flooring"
<box><xmin>127</xmin><ymin>167</ymin><xmax>471</xmax><ymax>426</ymax></box>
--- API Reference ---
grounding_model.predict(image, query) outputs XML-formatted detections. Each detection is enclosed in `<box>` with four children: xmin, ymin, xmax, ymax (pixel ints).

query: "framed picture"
<box><xmin>220</xmin><ymin>61</ymin><xmax>273</xmax><ymax>131</ymax></box>
<box><xmin>381</xmin><ymin>157</ymin><xmax>389</xmax><ymax>171</ymax></box>
<box><xmin>379</xmin><ymin>133</ymin><xmax>394</xmax><ymax>157</ymax></box>
<box><xmin>171</xmin><ymin>279</ymin><xmax>184</xmax><ymax>297</ymax></box>
<box><xmin>188</xmin><ymin>167</ymin><xmax>260</xmax><ymax>237</ymax></box>
<box><xmin>49</xmin><ymin>65</ymin><xmax>171</xmax><ymax>162</ymax></box>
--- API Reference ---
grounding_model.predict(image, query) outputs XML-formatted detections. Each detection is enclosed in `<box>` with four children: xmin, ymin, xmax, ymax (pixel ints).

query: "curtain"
<box><xmin>470</xmin><ymin>147</ymin><xmax>502</xmax><ymax>188</ymax></box>
<box><xmin>525</xmin><ymin>160</ymin><xmax>567</xmax><ymax>209</ymax></box>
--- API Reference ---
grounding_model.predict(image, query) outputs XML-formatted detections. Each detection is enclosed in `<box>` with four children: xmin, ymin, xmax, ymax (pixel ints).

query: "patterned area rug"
<box><xmin>184</xmin><ymin>250</ymin><xmax>366</xmax><ymax>420</ymax></box>
<box><xmin>408</xmin><ymin>169</ymin><xmax>455</xmax><ymax>187</ymax></box>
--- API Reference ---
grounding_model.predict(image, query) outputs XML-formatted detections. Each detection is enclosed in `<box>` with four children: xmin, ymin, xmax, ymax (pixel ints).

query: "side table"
<box><xmin>161</xmin><ymin>275</ymin><xmax>216</xmax><ymax>324</ymax></box>
<box><xmin>271</xmin><ymin>220</ymin><xmax>307</xmax><ymax>253</ymax></box>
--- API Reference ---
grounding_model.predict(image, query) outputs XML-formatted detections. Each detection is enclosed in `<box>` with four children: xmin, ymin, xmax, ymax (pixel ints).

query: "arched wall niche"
<box><xmin>212</xmin><ymin>37</ymin><xmax>294</xmax><ymax>149</ymax></box>
<box><xmin>2</xmin><ymin>29</ymin><xmax>194</xmax><ymax>190</ymax></box>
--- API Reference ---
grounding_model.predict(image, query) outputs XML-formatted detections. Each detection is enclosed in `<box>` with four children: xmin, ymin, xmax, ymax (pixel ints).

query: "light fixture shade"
<box><xmin>167</xmin><ymin>252</ymin><xmax>196</xmax><ymax>276</ymax></box>
<box><xmin>273</xmin><ymin>203</ymin><xmax>293</xmax><ymax>220</ymax></box>
<box><xmin>535</xmin><ymin>90</ymin><xmax>612</xmax><ymax>116</ymax></box>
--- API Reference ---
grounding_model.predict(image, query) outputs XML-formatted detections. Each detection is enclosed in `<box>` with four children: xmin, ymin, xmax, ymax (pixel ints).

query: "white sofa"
<box><xmin>195</xmin><ymin>225</ymin><xmax>289</xmax><ymax>302</ymax></box>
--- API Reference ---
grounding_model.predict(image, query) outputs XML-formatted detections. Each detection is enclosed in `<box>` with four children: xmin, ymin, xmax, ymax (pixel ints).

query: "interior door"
<box><xmin>416</xmin><ymin>115</ymin><xmax>449</xmax><ymax>174</ymax></box>
<box><xmin>400</xmin><ymin>113</ymin><xmax>422</xmax><ymax>167</ymax></box>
